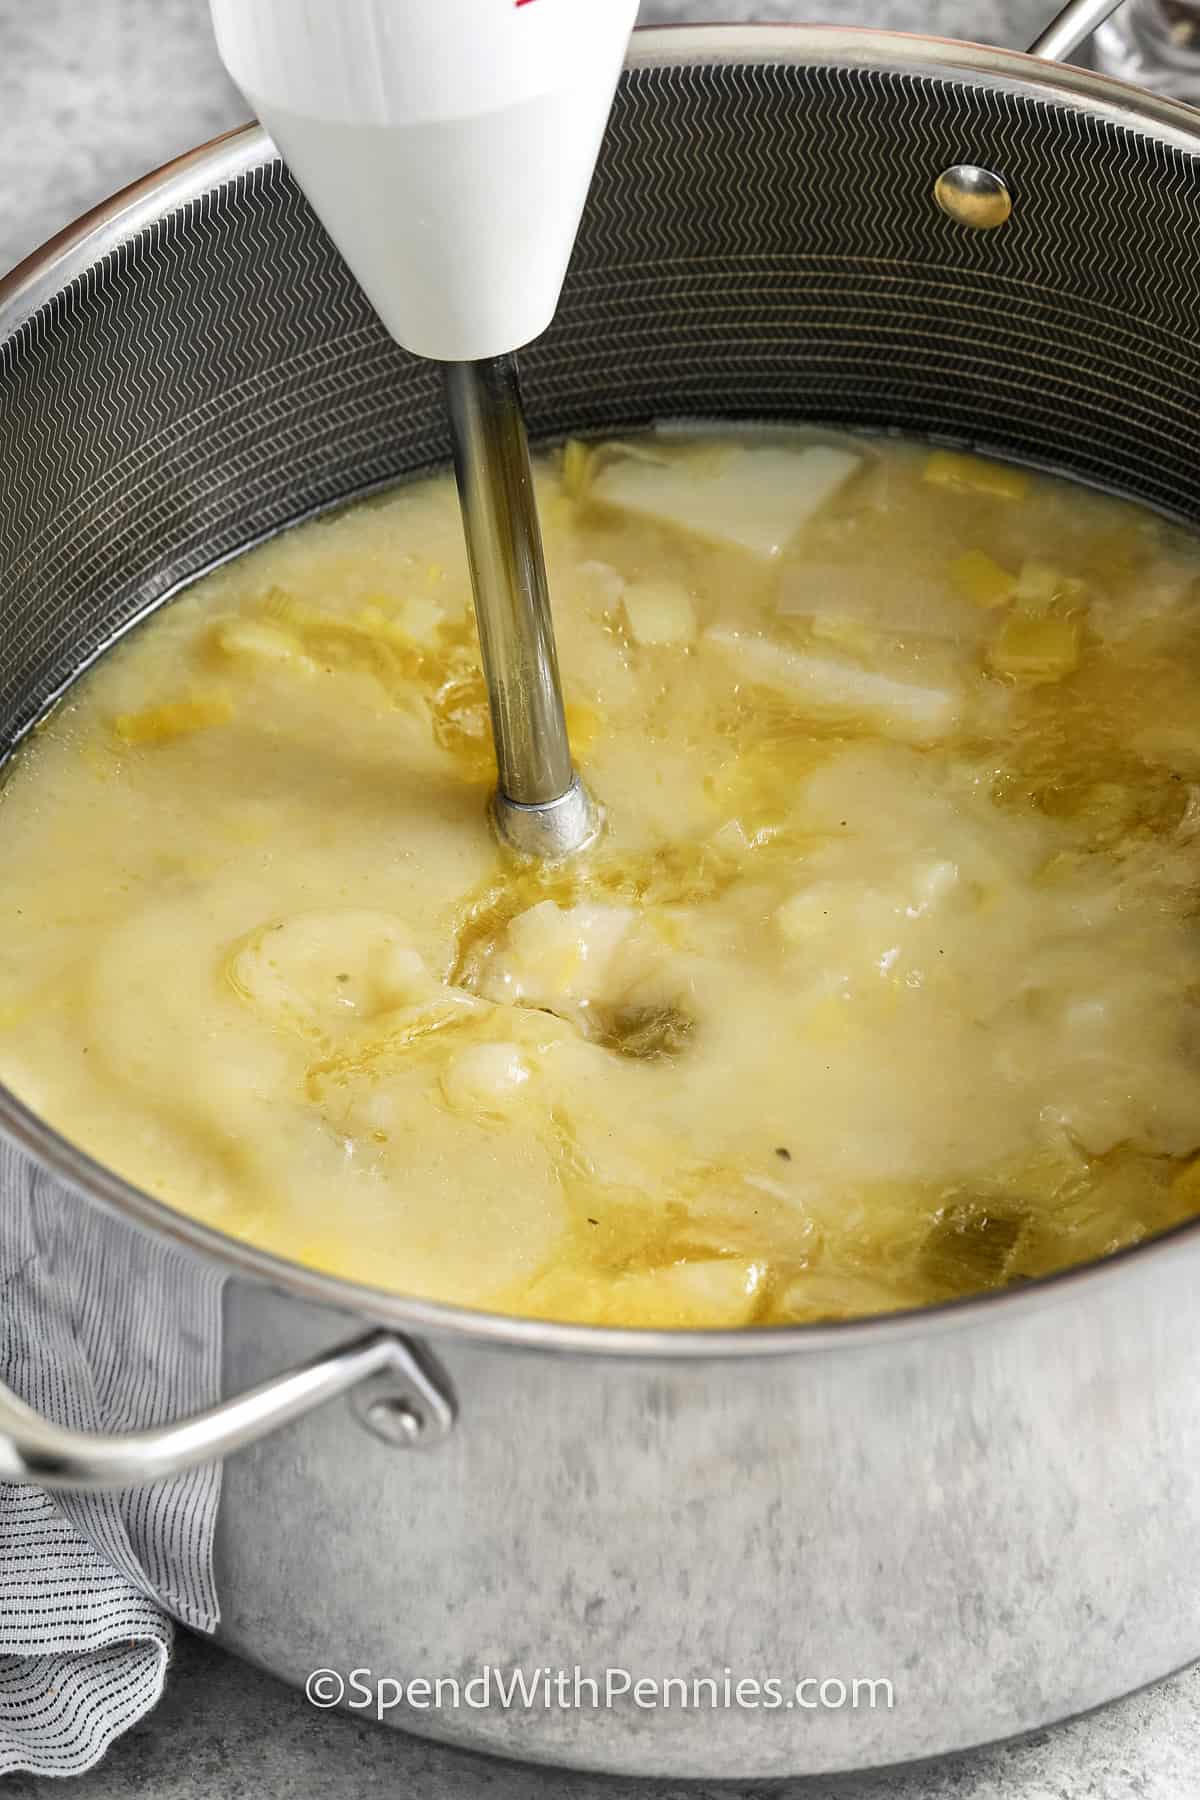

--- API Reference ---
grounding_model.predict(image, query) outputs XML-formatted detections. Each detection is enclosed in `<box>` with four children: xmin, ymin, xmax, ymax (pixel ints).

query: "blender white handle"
<box><xmin>209</xmin><ymin>0</ymin><xmax>640</xmax><ymax>362</ymax></box>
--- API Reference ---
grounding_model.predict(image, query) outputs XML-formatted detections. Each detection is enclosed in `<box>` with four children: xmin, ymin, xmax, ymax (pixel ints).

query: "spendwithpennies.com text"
<box><xmin>305</xmin><ymin>1666</ymin><xmax>896</xmax><ymax>1720</ymax></box>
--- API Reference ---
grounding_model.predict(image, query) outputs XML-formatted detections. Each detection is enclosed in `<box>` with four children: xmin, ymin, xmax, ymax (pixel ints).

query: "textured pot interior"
<box><xmin>4</xmin><ymin>34</ymin><xmax>1200</xmax><ymax>757</ymax></box>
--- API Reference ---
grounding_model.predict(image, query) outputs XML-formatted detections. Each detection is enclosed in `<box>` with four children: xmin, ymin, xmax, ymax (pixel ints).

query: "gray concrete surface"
<box><xmin>5</xmin><ymin>1629</ymin><xmax>1200</xmax><ymax>1799</ymax></box>
<box><xmin>1</xmin><ymin>0</ymin><xmax>1195</xmax><ymax>1794</ymax></box>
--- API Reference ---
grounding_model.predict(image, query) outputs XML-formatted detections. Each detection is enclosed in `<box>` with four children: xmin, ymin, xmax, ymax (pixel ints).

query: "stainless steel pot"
<box><xmin>4</xmin><ymin>19</ymin><xmax>1200</xmax><ymax>1782</ymax></box>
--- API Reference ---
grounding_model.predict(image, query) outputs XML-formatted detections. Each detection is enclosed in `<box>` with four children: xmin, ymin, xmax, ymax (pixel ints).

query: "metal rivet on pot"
<box><xmin>350</xmin><ymin>1352</ymin><xmax>456</xmax><ymax>1449</ymax></box>
<box><xmin>362</xmin><ymin>1394</ymin><xmax>427</xmax><ymax>1447</ymax></box>
<box><xmin>934</xmin><ymin>165</ymin><xmax>1012</xmax><ymax>230</ymax></box>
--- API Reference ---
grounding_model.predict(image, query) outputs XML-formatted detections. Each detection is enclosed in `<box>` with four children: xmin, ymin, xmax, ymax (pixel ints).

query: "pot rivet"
<box><xmin>363</xmin><ymin>1394</ymin><xmax>426</xmax><ymax>1446</ymax></box>
<box><xmin>934</xmin><ymin>165</ymin><xmax>1012</xmax><ymax>230</ymax></box>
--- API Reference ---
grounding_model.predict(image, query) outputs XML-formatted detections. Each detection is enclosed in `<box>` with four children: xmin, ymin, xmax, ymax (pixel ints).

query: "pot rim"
<box><xmin>4</xmin><ymin>20</ymin><xmax>1200</xmax><ymax>1360</ymax></box>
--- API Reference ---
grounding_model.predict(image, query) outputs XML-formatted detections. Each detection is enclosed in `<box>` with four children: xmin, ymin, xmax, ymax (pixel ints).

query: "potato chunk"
<box><xmin>228</xmin><ymin>910</ymin><xmax>434</xmax><ymax>1037</ymax></box>
<box><xmin>621</xmin><ymin>579</ymin><xmax>697</xmax><ymax>647</ymax></box>
<box><xmin>592</xmin><ymin>442</ymin><xmax>862</xmax><ymax>560</ymax></box>
<box><xmin>706</xmin><ymin>629</ymin><xmax>961</xmax><ymax>744</ymax></box>
<box><xmin>478</xmin><ymin>900</ymin><xmax>656</xmax><ymax>1023</ymax></box>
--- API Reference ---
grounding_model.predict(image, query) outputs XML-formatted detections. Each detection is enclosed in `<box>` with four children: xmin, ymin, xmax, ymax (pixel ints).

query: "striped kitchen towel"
<box><xmin>0</xmin><ymin>1140</ymin><xmax>224</xmax><ymax>1776</ymax></box>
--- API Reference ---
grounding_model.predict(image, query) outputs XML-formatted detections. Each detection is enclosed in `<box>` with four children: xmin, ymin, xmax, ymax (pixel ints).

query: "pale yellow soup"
<box><xmin>4</xmin><ymin>429</ymin><xmax>1200</xmax><ymax>1329</ymax></box>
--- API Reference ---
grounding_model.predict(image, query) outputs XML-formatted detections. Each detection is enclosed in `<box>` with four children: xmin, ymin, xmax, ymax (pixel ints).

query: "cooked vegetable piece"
<box><xmin>778</xmin><ymin>561</ymin><xmax>981</xmax><ymax>645</ymax></box>
<box><xmin>919</xmin><ymin>1202</ymin><xmax>1025</xmax><ymax>1297</ymax></box>
<box><xmin>622</xmin><ymin>579</ymin><xmax>697</xmax><ymax>647</ymax></box>
<box><xmin>988</xmin><ymin>614</ymin><xmax>1081</xmax><ymax>681</ymax></box>
<box><xmin>214</xmin><ymin>619</ymin><xmax>314</xmax><ymax>669</ymax></box>
<box><xmin>951</xmin><ymin>549</ymin><xmax>1014</xmax><ymax>610</ymax></box>
<box><xmin>114</xmin><ymin>693</ymin><xmax>233</xmax><ymax>745</ymax></box>
<box><xmin>1013</xmin><ymin>561</ymin><xmax>1081</xmax><ymax>610</ymax></box>
<box><xmin>705</xmin><ymin>628</ymin><xmax>961</xmax><ymax>743</ymax></box>
<box><xmin>923</xmin><ymin>449</ymin><xmax>1029</xmax><ymax>502</ymax></box>
<box><xmin>228</xmin><ymin>910</ymin><xmax>430</xmax><ymax>1035</ymax></box>
<box><xmin>561</xmin><ymin>438</ymin><xmax>595</xmax><ymax>499</ymax></box>
<box><xmin>591</xmin><ymin>442</ymin><xmax>862</xmax><ymax>559</ymax></box>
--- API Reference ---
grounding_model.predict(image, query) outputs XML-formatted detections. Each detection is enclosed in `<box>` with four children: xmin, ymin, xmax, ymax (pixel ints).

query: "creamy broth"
<box><xmin>4</xmin><ymin>430</ymin><xmax>1200</xmax><ymax>1327</ymax></box>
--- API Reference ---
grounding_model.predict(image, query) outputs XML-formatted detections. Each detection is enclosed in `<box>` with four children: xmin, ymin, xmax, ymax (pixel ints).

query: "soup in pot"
<box><xmin>4</xmin><ymin>429</ymin><xmax>1200</xmax><ymax>1327</ymax></box>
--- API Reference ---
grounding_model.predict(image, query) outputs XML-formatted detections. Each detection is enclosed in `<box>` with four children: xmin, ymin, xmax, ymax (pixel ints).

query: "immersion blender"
<box><xmin>209</xmin><ymin>0</ymin><xmax>639</xmax><ymax>857</ymax></box>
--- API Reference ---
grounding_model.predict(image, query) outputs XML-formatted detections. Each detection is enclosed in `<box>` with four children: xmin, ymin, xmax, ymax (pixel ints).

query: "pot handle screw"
<box><xmin>0</xmin><ymin>1329</ymin><xmax>454</xmax><ymax>1491</ymax></box>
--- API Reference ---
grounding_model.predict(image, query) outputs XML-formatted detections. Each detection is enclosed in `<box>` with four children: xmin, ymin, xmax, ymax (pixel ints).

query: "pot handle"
<box><xmin>0</xmin><ymin>1329</ymin><xmax>454</xmax><ymax>1491</ymax></box>
<box><xmin>1028</xmin><ymin>0</ymin><xmax>1127</xmax><ymax>60</ymax></box>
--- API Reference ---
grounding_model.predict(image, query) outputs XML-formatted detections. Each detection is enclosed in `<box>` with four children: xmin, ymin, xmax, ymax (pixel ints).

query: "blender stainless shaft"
<box><xmin>443</xmin><ymin>355</ymin><xmax>597</xmax><ymax>857</ymax></box>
